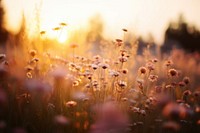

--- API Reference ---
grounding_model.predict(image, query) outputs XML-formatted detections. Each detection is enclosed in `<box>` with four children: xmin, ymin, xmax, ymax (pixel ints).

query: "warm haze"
<box><xmin>2</xmin><ymin>0</ymin><xmax>200</xmax><ymax>44</ymax></box>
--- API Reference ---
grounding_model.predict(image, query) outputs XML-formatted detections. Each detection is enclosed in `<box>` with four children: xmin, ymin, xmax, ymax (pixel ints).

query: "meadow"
<box><xmin>0</xmin><ymin>25</ymin><xmax>200</xmax><ymax>133</ymax></box>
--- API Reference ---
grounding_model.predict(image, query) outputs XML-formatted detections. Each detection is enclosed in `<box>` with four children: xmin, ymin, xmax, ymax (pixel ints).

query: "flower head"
<box><xmin>168</xmin><ymin>69</ymin><xmax>178</xmax><ymax>77</ymax></box>
<box><xmin>66</xmin><ymin>101</ymin><xmax>77</xmax><ymax>108</ymax></box>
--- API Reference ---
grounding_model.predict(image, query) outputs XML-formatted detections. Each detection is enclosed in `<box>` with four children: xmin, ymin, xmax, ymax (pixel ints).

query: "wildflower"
<box><xmin>25</xmin><ymin>65</ymin><xmax>34</xmax><ymax>72</ymax></box>
<box><xmin>165</xmin><ymin>84</ymin><xmax>173</xmax><ymax>89</ymax></box>
<box><xmin>93</xmin><ymin>55</ymin><xmax>101</xmax><ymax>60</ymax></box>
<box><xmin>59</xmin><ymin>22</ymin><xmax>67</xmax><ymax>27</ymax></box>
<box><xmin>32</xmin><ymin>57</ymin><xmax>39</xmax><ymax>62</ymax></box>
<box><xmin>116</xmin><ymin>39</ymin><xmax>123</xmax><ymax>43</ymax></box>
<box><xmin>118</xmin><ymin>56</ymin><xmax>128</xmax><ymax>63</ymax></box>
<box><xmin>87</xmin><ymin>74</ymin><xmax>93</xmax><ymax>80</ymax></box>
<box><xmin>194</xmin><ymin>91</ymin><xmax>200</xmax><ymax>97</ymax></box>
<box><xmin>140</xmin><ymin>110</ymin><xmax>146</xmax><ymax>116</ymax></box>
<box><xmin>70</xmin><ymin>43</ymin><xmax>78</xmax><ymax>48</ymax></box>
<box><xmin>152</xmin><ymin>58</ymin><xmax>158</xmax><ymax>63</ymax></box>
<box><xmin>162</xmin><ymin>102</ymin><xmax>186</xmax><ymax>120</ymax></box>
<box><xmin>195</xmin><ymin>106</ymin><xmax>200</xmax><ymax>113</ymax></box>
<box><xmin>40</xmin><ymin>31</ymin><xmax>46</xmax><ymax>35</ymax></box>
<box><xmin>155</xmin><ymin>86</ymin><xmax>162</xmax><ymax>93</ymax></box>
<box><xmin>121</xmin><ymin>68</ymin><xmax>128</xmax><ymax>74</ymax></box>
<box><xmin>168</xmin><ymin>69</ymin><xmax>178</xmax><ymax>77</ymax></box>
<box><xmin>183</xmin><ymin>90</ymin><xmax>192</xmax><ymax>96</ymax></box>
<box><xmin>121</xmin><ymin>97</ymin><xmax>128</xmax><ymax>102</ymax></box>
<box><xmin>75</xmin><ymin>65</ymin><xmax>81</xmax><ymax>71</ymax></box>
<box><xmin>51</xmin><ymin>67</ymin><xmax>67</xmax><ymax>79</ymax></box>
<box><xmin>146</xmin><ymin>62</ymin><xmax>155</xmax><ymax>71</ymax></box>
<box><xmin>73</xmin><ymin>80</ymin><xmax>79</xmax><ymax>86</ymax></box>
<box><xmin>178</xmin><ymin>81</ymin><xmax>186</xmax><ymax>87</ymax></box>
<box><xmin>109</xmin><ymin>70</ymin><xmax>120</xmax><ymax>77</ymax></box>
<box><xmin>146</xmin><ymin>99</ymin><xmax>151</xmax><ymax>105</ymax></box>
<box><xmin>99</xmin><ymin>63</ymin><xmax>109</xmax><ymax>69</ymax></box>
<box><xmin>117</xmin><ymin>80</ymin><xmax>127</xmax><ymax>88</ymax></box>
<box><xmin>29</xmin><ymin>50</ymin><xmax>37</xmax><ymax>57</ymax></box>
<box><xmin>197</xmin><ymin>120</ymin><xmax>200</xmax><ymax>125</ymax></box>
<box><xmin>165</xmin><ymin>60</ymin><xmax>173</xmax><ymax>67</ymax></box>
<box><xmin>122</xmin><ymin>28</ymin><xmax>128</xmax><ymax>32</ymax></box>
<box><xmin>138</xmin><ymin>67</ymin><xmax>147</xmax><ymax>74</ymax></box>
<box><xmin>90</xmin><ymin>102</ymin><xmax>128</xmax><ymax>133</ymax></box>
<box><xmin>0</xmin><ymin>54</ymin><xmax>6</xmax><ymax>61</ymax></box>
<box><xmin>183</xmin><ymin>77</ymin><xmax>190</xmax><ymax>85</ymax></box>
<box><xmin>92</xmin><ymin>80</ymin><xmax>99</xmax><ymax>87</ymax></box>
<box><xmin>120</xmin><ymin>49</ymin><xmax>127</xmax><ymax>56</ymax></box>
<box><xmin>85</xmin><ymin>84</ymin><xmax>91</xmax><ymax>89</ymax></box>
<box><xmin>69</xmin><ymin>62</ymin><xmax>76</xmax><ymax>68</ymax></box>
<box><xmin>145</xmin><ymin>105</ymin><xmax>150</xmax><ymax>110</ymax></box>
<box><xmin>176</xmin><ymin>99</ymin><xmax>184</xmax><ymax>104</ymax></box>
<box><xmin>137</xmin><ymin>78</ymin><xmax>144</xmax><ymax>85</ymax></box>
<box><xmin>91</xmin><ymin>64</ymin><xmax>98</xmax><ymax>70</ymax></box>
<box><xmin>113</xmin><ymin>61</ymin><xmax>119</xmax><ymax>65</ymax></box>
<box><xmin>149</xmin><ymin>75</ymin><xmax>158</xmax><ymax>82</ymax></box>
<box><xmin>47</xmin><ymin>103</ymin><xmax>55</xmax><ymax>111</ymax></box>
<box><xmin>72</xmin><ymin>92</ymin><xmax>87</xmax><ymax>101</ymax></box>
<box><xmin>137</xmin><ymin>122</ymin><xmax>144</xmax><ymax>125</ymax></box>
<box><xmin>66</xmin><ymin>101</ymin><xmax>77</xmax><ymax>108</ymax></box>
<box><xmin>162</xmin><ymin>121</ymin><xmax>180</xmax><ymax>132</ymax></box>
<box><xmin>54</xmin><ymin>115</ymin><xmax>69</xmax><ymax>125</ymax></box>
<box><xmin>131</xmin><ymin>107</ymin><xmax>140</xmax><ymax>113</ymax></box>
<box><xmin>126</xmin><ymin>54</ymin><xmax>130</xmax><ymax>58</ymax></box>
<box><xmin>26</xmin><ymin>72</ymin><xmax>32</xmax><ymax>79</ymax></box>
<box><xmin>53</xmin><ymin>27</ymin><xmax>60</xmax><ymax>31</ymax></box>
<box><xmin>115</xmin><ymin>39</ymin><xmax>123</xmax><ymax>46</ymax></box>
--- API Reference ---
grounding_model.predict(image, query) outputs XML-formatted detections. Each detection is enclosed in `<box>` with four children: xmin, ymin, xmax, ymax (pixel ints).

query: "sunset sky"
<box><xmin>2</xmin><ymin>0</ymin><xmax>200</xmax><ymax>44</ymax></box>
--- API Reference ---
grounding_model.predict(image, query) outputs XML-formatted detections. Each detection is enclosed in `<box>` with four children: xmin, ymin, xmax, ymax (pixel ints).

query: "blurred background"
<box><xmin>0</xmin><ymin>0</ymin><xmax>200</xmax><ymax>53</ymax></box>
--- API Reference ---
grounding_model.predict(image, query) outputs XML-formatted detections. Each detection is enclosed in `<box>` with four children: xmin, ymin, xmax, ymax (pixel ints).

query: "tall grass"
<box><xmin>0</xmin><ymin>23</ymin><xmax>200</xmax><ymax>133</ymax></box>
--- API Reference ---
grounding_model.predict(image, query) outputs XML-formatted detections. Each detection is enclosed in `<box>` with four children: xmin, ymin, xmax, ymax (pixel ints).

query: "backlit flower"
<box><xmin>168</xmin><ymin>69</ymin><xmax>178</xmax><ymax>77</ymax></box>
<box><xmin>66</xmin><ymin>101</ymin><xmax>77</xmax><ymax>108</ymax></box>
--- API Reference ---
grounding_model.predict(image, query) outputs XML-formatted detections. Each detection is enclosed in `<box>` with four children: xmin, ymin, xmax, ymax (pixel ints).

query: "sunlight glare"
<box><xmin>58</xmin><ymin>30</ymin><xmax>68</xmax><ymax>44</ymax></box>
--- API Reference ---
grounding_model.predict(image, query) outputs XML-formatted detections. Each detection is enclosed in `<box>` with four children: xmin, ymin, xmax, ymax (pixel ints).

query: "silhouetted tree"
<box><xmin>162</xmin><ymin>14</ymin><xmax>200</xmax><ymax>53</ymax></box>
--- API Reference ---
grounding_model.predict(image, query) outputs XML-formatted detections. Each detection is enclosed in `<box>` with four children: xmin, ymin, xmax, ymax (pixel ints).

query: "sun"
<box><xmin>58</xmin><ymin>30</ymin><xmax>68</xmax><ymax>43</ymax></box>
<box><xmin>40</xmin><ymin>22</ymin><xmax>69</xmax><ymax>44</ymax></box>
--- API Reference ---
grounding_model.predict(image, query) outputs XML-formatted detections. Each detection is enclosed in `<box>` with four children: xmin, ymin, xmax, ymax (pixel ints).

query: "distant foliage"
<box><xmin>162</xmin><ymin>15</ymin><xmax>200</xmax><ymax>53</ymax></box>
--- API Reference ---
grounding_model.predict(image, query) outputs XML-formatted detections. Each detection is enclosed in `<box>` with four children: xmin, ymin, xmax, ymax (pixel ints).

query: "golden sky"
<box><xmin>2</xmin><ymin>0</ymin><xmax>200</xmax><ymax>43</ymax></box>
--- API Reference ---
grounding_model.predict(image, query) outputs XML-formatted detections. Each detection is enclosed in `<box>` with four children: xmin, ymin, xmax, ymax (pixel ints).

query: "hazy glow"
<box><xmin>2</xmin><ymin>0</ymin><xmax>200</xmax><ymax>43</ymax></box>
